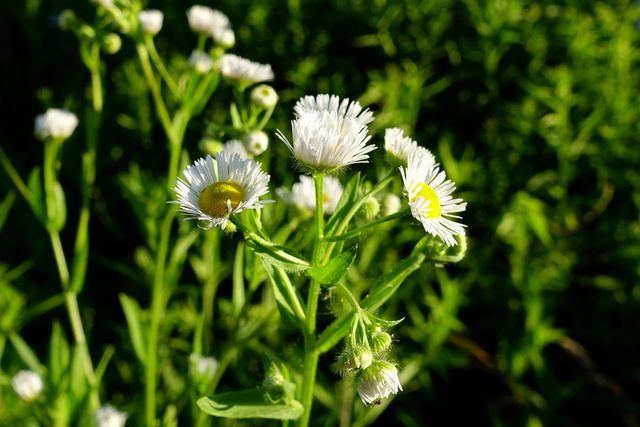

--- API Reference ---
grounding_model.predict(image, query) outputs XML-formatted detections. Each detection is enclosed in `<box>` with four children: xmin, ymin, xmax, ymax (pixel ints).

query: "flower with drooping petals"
<box><xmin>277</xmin><ymin>175</ymin><xmax>343</xmax><ymax>215</ymax></box>
<box><xmin>384</xmin><ymin>127</ymin><xmax>436</xmax><ymax>168</ymax></box>
<box><xmin>187</xmin><ymin>5</ymin><xmax>229</xmax><ymax>35</ymax></box>
<box><xmin>170</xmin><ymin>152</ymin><xmax>274</xmax><ymax>229</ymax></box>
<box><xmin>220</xmin><ymin>54</ymin><xmax>274</xmax><ymax>87</ymax></box>
<box><xmin>355</xmin><ymin>361</ymin><xmax>402</xmax><ymax>406</ymax></box>
<box><xmin>138</xmin><ymin>10</ymin><xmax>163</xmax><ymax>35</ymax></box>
<box><xmin>34</xmin><ymin>108</ymin><xmax>79</xmax><ymax>141</ymax></box>
<box><xmin>400</xmin><ymin>153</ymin><xmax>466</xmax><ymax>246</ymax></box>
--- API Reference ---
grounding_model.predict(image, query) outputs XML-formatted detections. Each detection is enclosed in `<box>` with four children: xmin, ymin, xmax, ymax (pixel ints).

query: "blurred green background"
<box><xmin>1</xmin><ymin>0</ymin><xmax>640</xmax><ymax>425</ymax></box>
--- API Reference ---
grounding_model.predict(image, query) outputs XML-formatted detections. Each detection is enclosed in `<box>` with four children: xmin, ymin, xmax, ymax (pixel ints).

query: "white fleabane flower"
<box><xmin>278</xmin><ymin>175</ymin><xmax>343</xmax><ymax>215</ymax></box>
<box><xmin>356</xmin><ymin>361</ymin><xmax>402</xmax><ymax>406</ymax></box>
<box><xmin>95</xmin><ymin>405</ymin><xmax>127</xmax><ymax>427</ymax></box>
<box><xmin>250</xmin><ymin>84</ymin><xmax>279</xmax><ymax>109</ymax></box>
<box><xmin>244</xmin><ymin>131</ymin><xmax>269</xmax><ymax>156</ymax></box>
<box><xmin>294</xmin><ymin>94</ymin><xmax>374</xmax><ymax>128</ymax></box>
<box><xmin>189</xmin><ymin>354</ymin><xmax>219</xmax><ymax>380</ymax></box>
<box><xmin>188</xmin><ymin>50</ymin><xmax>214</xmax><ymax>74</ymax></box>
<box><xmin>213</xmin><ymin>27</ymin><xmax>235</xmax><ymax>49</ymax></box>
<box><xmin>34</xmin><ymin>108</ymin><xmax>79</xmax><ymax>141</ymax></box>
<box><xmin>187</xmin><ymin>5</ymin><xmax>229</xmax><ymax>35</ymax></box>
<box><xmin>277</xmin><ymin>109</ymin><xmax>375</xmax><ymax>174</ymax></box>
<box><xmin>221</xmin><ymin>54</ymin><xmax>274</xmax><ymax>87</ymax></box>
<box><xmin>400</xmin><ymin>153</ymin><xmax>466</xmax><ymax>246</ymax></box>
<box><xmin>11</xmin><ymin>370</ymin><xmax>44</xmax><ymax>401</ymax></box>
<box><xmin>384</xmin><ymin>127</ymin><xmax>436</xmax><ymax>168</ymax></box>
<box><xmin>170</xmin><ymin>152</ymin><xmax>274</xmax><ymax>229</ymax></box>
<box><xmin>138</xmin><ymin>10</ymin><xmax>163</xmax><ymax>35</ymax></box>
<box><xmin>222</xmin><ymin>139</ymin><xmax>248</xmax><ymax>158</ymax></box>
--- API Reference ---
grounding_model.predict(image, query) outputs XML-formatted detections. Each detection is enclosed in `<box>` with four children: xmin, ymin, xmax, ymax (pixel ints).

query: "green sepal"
<box><xmin>307</xmin><ymin>246</ymin><xmax>357</xmax><ymax>286</ymax></box>
<box><xmin>197</xmin><ymin>389</ymin><xmax>304</xmax><ymax>420</ymax></box>
<box><xmin>245</xmin><ymin>234</ymin><xmax>310</xmax><ymax>272</ymax></box>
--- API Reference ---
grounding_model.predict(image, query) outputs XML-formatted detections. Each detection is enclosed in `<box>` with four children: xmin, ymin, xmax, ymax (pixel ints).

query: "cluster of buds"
<box><xmin>333</xmin><ymin>315</ymin><xmax>402</xmax><ymax>406</ymax></box>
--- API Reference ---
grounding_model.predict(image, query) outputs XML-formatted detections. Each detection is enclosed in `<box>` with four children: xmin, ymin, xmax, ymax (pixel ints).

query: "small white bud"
<box><xmin>11</xmin><ymin>370</ymin><xmax>44</xmax><ymax>401</ymax></box>
<box><xmin>244</xmin><ymin>131</ymin><xmax>269</xmax><ymax>156</ymax></box>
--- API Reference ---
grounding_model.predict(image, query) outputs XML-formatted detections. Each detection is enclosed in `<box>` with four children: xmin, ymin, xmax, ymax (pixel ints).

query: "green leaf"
<box><xmin>316</xmin><ymin>311</ymin><xmax>355</xmax><ymax>354</ymax></box>
<box><xmin>0</xmin><ymin>190</ymin><xmax>15</xmax><ymax>233</ymax></box>
<box><xmin>26</xmin><ymin>167</ymin><xmax>46</xmax><ymax>224</ymax></box>
<box><xmin>119</xmin><ymin>294</ymin><xmax>147</xmax><ymax>365</ymax></box>
<box><xmin>49</xmin><ymin>321</ymin><xmax>70</xmax><ymax>388</ymax></box>
<box><xmin>198</xmin><ymin>389</ymin><xmax>304</xmax><ymax>420</ymax></box>
<box><xmin>325</xmin><ymin>173</ymin><xmax>360</xmax><ymax>237</ymax></box>
<box><xmin>261</xmin><ymin>261</ymin><xmax>304</xmax><ymax>327</ymax></box>
<box><xmin>47</xmin><ymin>181</ymin><xmax>67</xmax><ymax>232</ymax></box>
<box><xmin>245</xmin><ymin>234</ymin><xmax>310</xmax><ymax>272</ymax></box>
<box><xmin>307</xmin><ymin>246</ymin><xmax>357</xmax><ymax>285</ymax></box>
<box><xmin>8</xmin><ymin>332</ymin><xmax>41</xmax><ymax>373</ymax></box>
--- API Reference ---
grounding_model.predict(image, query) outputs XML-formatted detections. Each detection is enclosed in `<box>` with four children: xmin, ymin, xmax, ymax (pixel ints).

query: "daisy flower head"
<box><xmin>384</xmin><ymin>127</ymin><xmax>436</xmax><ymax>168</ymax></box>
<box><xmin>11</xmin><ymin>370</ymin><xmax>44</xmax><ymax>402</ymax></box>
<box><xmin>355</xmin><ymin>361</ymin><xmax>402</xmax><ymax>406</ymax></box>
<box><xmin>34</xmin><ymin>108</ymin><xmax>79</xmax><ymax>141</ymax></box>
<box><xmin>222</xmin><ymin>139</ymin><xmax>248</xmax><ymax>158</ymax></box>
<box><xmin>220</xmin><ymin>54</ymin><xmax>274</xmax><ymax>87</ymax></box>
<box><xmin>277</xmin><ymin>95</ymin><xmax>376</xmax><ymax>174</ymax></box>
<box><xmin>277</xmin><ymin>175</ymin><xmax>344</xmax><ymax>215</ymax></box>
<box><xmin>188</xmin><ymin>50</ymin><xmax>215</xmax><ymax>74</ymax></box>
<box><xmin>138</xmin><ymin>9</ymin><xmax>163</xmax><ymax>35</ymax></box>
<box><xmin>171</xmin><ymin>152</ymin><xmax>274</xmax><ymax>230</ymax></box>
<box><xmin>187</xmin><ymin>5</ymin><xmax>229</xmax><ymax>35</ymax></box>
<box><xmin>95</xmin><ymin>405</ymin><xmax>127</xmax><ymax>427</ymax></box>
<box><xmin>400</xmin><ymin>153</ymin><xmax>466</xmax><ymax>246</ymax></box>
<box><xmin>294</xmin><ymin>94</ymin><xmax>374</xmax><ymax>128</ymax></box>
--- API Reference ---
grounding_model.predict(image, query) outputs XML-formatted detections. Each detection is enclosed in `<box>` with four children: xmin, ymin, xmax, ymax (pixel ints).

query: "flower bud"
<box><xmin>34</xmin><ymin>109</ymin><xmax>79</xmax><ymax>141</ymax></box>
<box><xmin>213</xmin><ymin>28</ymin><xmax>235</xmax><ymax>50</ymax></box>
<box><xmin>138</xmin><ymin>9</ymin><xmax>163</xmax><ymax>36</ymax></box>
<box><xmin>198</xmin><ymin>138</ymin><xmax>224</xmax><ymax>156</ymax></box>
<box><xmin>356</xmin><ymin>361</ymin><xmax>402</xmax><ymax>406</ymax></box>
<box><xmin>58</xmin><ymin>9</ymin><xmax>76</xmax><ymax>31</ymax></box>
<box><xmin>11</xmin><ymin>370</ymin><xmax>44</xmax><ymax>401</ymax></box>
<box><xmin>244</xmin><ymin>131</ymin><xmax>269</xmax><ymax>156</ymax></box>
<box><xmin>95</xmin><ymin>405</ymin><xmax>127</xmax><ymax>427</ymax></box>
<box><xmin>370</xmin><ymin>328</ymin><xmax>393</xmax><ymax>353</ymax></box>
<box><xmin>102</xmin><ymin>33</ymin><xmax>122</xmax><ymax>55</ymax></box>
<box><xmin>79</xmin><ymin>25</ymin><xmax>96</xmax><ymax>40</ymax></box>
<box><xmin>250</xmin><ymin>84</ymin><xmax>279</xmax><ymax>109</ymax></box>
<box><xmin>189</xmin><ymin>50</ymin><xmax>214</xmax><ymax>74</ymax></box>
<box><xmin>360</xmin><ymin>197</ymin><xmax>380</xmax><ymax>220</ymax></box>
<box><xmin>382</xmin><ymin>193</ymin><xmax>401</xmax><ymax>216</ymax></box>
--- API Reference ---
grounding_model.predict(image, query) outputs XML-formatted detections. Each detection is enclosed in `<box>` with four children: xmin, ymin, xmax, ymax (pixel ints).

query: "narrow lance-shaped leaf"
<box><xmin>245</xmin><ymin>233</ymin><xmax>310</xmax><ymax>272</ymax></box>
<box><xmin>198</xmin><ymin>389</ymin><xmax>304</xmax><ymax>420</ymax></box>
<box><xmin>119</xmin><ymin>294</ymin><xmax>148</xmax><ymax>365</ymax></box>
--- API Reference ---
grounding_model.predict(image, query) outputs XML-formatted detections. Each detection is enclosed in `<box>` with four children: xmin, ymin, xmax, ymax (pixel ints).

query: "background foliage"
<box><xmin>1</xmin><ymin>0</ymin><xmax>640</xmax><ymax>425</ymax></box>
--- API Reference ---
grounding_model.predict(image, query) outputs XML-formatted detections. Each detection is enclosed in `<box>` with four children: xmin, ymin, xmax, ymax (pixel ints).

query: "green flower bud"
<box><xmin>250</xmin><ymin>84</ymin><xmax>279</xmax><ymax>109</ymax></box>
<box><xmin>58</xmin><ymin>9</ymin><xmax>76</xmax><ymax>31</ymax></box>
<box><xmin>102</xmin><ymin>33</ymin><xmax>122</xmax><ymax>55</ymax></box>
<box><xmin>370</xmin><ymin>328</ymin><xmax>393</xmax><ymax>353</ymax></box>
<box><xmin>198</xmin><ymin>139</ymin><xmax>224</xmax><ymax>156</ymax></box>
<box><xmin>79</xmin><ymin>25</ymin><xmax>96</xmax><ymax>40</ymax></box>
<box><xmin>360</xmin><ymin>197</ymin><xmax>380</xmax><ymax>220</ymax></box>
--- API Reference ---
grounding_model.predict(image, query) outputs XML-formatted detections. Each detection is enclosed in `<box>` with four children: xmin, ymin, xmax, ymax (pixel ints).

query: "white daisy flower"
<box><xmin>186</xmin><ymin>5</ymin><xmax>229</xmax><ymax>35</ymax></box>
<box><xmin>34</xmin><ymin>108</ymin><xmax>78</xmax><ymax>141</ymax></box>
<box><xmin>138</xmin><ymin>10</ymin><xmax>163</xmax><ymax>36</ymax></box>
<box><xmin>189</xmin><ymin>354</ymin><xmax>219</xmax><ymax>380</ymax></box>
<box><xmin>222</xmin><ymin>139</ymin><xmax>248</xmax><ymax>158</ymax></box>
<box><xmin>244</xmin><ymin>131</ymin><xmax>269</xmax><ymax>156</ymax></box>
<box><xmin>250</xmin><ymin>84</ymin><xmax>279</xmax><ymax>109</ymax></box>
<box><xmin>356</xmin><ymin>361</ymin><xmax>402</xmax><ymax>406</ymax></box>
<box><xmin>220</xmin><ymin>54</ymin><xmax>274</xmax><ymax>86</ymax></box>
<box><xmin>213</xmin><ymin>27</ymin><xmax>235</xmax><ymax>49</ymax></box>
<box><xmin>276</xmin><ymin>108</ymin><xmax>375</xmax><ymax>174</ymax></box>
<box><xmin>294</xmin><ymin>94</ymin><xmax>374</xmax><ymax>128</ymax></box>
<box><xmin>277</xmin><ymin>175</ymin><xmax>343</xmax><ymax>215</ymax></box>
<box><xmin>400</xmin><ymin>153</ymin><xmax>466</xmax><ymax>246</ymax></box>
<box><xmin>171</xmin><ymin>152</ymin><xmax>274</xmax><ymax>229</ymax></box>
<box><xmin>11</xmin><ymin>370</ymin><xmax>43</xmax><ymax>402</ymax></box>
<box><xmin>95</xmin><ymin>405</ymin><xmax>127</xmax><ymax>427</ymax></box>
<box><xmin>384</xmin><ymin>127</ymin><xmax>436</xmax><ymax>168</ymax></box>
<box><xmin>188</xmin><ymin>50</ymin><xmax>214</xmax><ymax>74</ymax></box>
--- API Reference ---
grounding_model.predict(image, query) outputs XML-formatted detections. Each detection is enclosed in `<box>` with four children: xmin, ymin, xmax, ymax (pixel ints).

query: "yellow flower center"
<box><xmin>198</xmin><ymin>181</ymin><xmax>245</xmax><ymax>218</ymax></box>
<box><xmin>413</xmin><ymin>183</ymin><xmax>441</xmax><ymax>218</ymax></box>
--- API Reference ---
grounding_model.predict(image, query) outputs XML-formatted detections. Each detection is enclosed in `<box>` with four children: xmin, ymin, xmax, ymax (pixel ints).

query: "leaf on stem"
<box><xmin>307</xmin><ymin>246</ymin><xmax>357</xmax><ymax>285</ymax></box>
<box><xmin>245</xmin><ymin>235</ymin><xmax>310</xmax><ymax>272</ymax></box>
<box><xmin>197</xmin><ymin>389</ymin><xmax>304</xmax><ymax>420</ymax></box>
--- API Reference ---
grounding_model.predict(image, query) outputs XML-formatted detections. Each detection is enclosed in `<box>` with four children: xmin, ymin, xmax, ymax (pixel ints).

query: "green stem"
<box><xmin>333</xmin><ymin>281</ymin><xmax>362</xmax><ymax>313</ymax></box>
<box><xmin>146</xmin><ymin>35</ymin><xmax>181</xmax><ymax>100</ymax></box>
<box><xmin>322</xmin><ymin>173</ymin><xmax>395</xmax><ymax>264</ymax></box>
<box><xmin>145</xmin><ymin>207</ymin><xmax>176</xmax><ymax>426</ymax></box>
<box><xmin>298</xmin><ymin>174</ymin><xmax>326</xmax><ymax>427</ymax></box>
<box><xmin>0</xmin><ymin>145</ymin><xmax>32</xmax><ymax>203</ymax></box>
<box><xmin>323</xmin><ymin>208</ymin><xmax>410</xmax><ymax>242</ymax></box>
